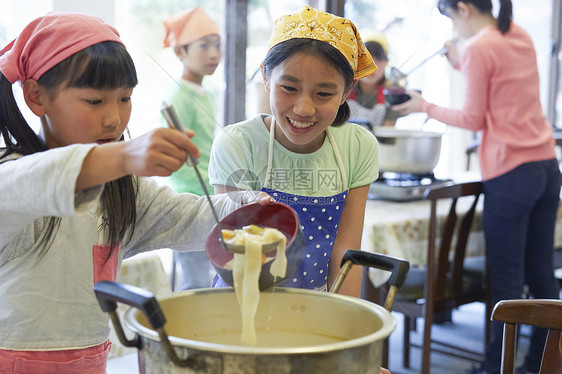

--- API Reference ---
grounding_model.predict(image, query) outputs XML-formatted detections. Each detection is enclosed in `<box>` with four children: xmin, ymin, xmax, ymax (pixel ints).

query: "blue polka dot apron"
<box><xmin>214</xmin><ymin>120</ymin><xmax>348</xmax><ymax>291</ymax></box>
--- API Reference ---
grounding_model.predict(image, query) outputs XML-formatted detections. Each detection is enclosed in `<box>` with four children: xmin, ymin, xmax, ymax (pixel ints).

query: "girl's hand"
<box><xmin>215</xmin><ymin>186</ymin><xmax>275</xmax><ymax>207</ymax></box>
<box><xmin>77</xmin><ymin>128</ymin><xmax>199</xmax><ymax>191</ymax></box>
<box><xmin>380</xmin><ymin>368</ymin><xmax>391</xmax><ymax>374</ymax></box>
<box><xmin>390</xmin><ymin>90</ymin><xmax>423</xmax><ymax>116</ymax></box>
<box><xmin>256</xmin><ymin>191</ymin><xmax>275</xmax><ymax>205</ymax></box>
<box><xmin>239</xmin><ymin>191</ymin><xmax>275</xmax><ymax>206</ymax></box>
<box><xmin>444</xmin><ymin>40</ymin><xmax>460</xmax><ymax>69</ymax></box>
<box><xmin>122</xmin><ymin>128</ymin><xmax>200</xmax><ymax>177</ymax></box>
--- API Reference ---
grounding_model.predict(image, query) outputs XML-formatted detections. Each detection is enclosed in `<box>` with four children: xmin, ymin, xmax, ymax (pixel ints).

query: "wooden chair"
<box><xmin>465</xmin><ymin>141</ymin><xmax>479</xmax><ymax>171</ymax></box>
<box><xmin>391</xmin><ymin>181</ymin><xmax>492</xmax><ymax>374</ymax></box>
<box><xmin>492</xmin><ymin>299</ymin><xmax>562</xmax><ymax>374</ymax></box>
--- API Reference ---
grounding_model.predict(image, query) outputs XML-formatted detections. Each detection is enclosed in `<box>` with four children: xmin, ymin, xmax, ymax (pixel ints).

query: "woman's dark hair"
<box><xmin>365</xmin><ymin>41</ymin><xmax>388</xmax><ymax>63</ymax></box>
<box><xmin>438</xmin><ymin>0</ymin><xmax>513</xmax><ymax>34</ymax></box>
<box><xmin>262</xmin><ymin>38</ymin><xmax>356</xmax><ymax>126</ymax></box>
<box><xmin>0</xmin><ymin>41</ymin><xmax>138</xmax><ymax>261</ymax></box>
<box><xmin>362</xmin><ymin>41</ymin><xmax>388</xmax><ymax>87</ymax></box>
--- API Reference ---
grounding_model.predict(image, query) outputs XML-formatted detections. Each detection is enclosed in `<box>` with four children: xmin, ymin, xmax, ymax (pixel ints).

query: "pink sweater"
<box><xmin>420</xmin><ymin>23</ymin><xmax>555</xmax><ymax>181</ymax></box>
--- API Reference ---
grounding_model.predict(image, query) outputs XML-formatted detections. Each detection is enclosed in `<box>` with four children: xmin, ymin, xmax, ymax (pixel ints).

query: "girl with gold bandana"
<box><xmin>210</xmin><ymin>7</ymin><xmax>380</xmax><ymax>300</ymax></box>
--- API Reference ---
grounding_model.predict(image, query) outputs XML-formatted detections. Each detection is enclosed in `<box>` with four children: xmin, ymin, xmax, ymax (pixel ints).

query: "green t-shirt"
<box><xmin>162</xmin><ymin>80</ymin><xmax>217</xmax><ymax>195</ymax></box>
<box><xmin>209</xmin><ymin>115</ymin><xmax>379</xmax><ymax>196</ymax></box>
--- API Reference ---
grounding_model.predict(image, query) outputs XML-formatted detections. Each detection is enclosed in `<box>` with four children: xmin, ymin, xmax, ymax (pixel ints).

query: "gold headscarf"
<box><xmin>267</xmin><ymin>6</ymin><xmax>377</xmax><ymax>79</ymax></box>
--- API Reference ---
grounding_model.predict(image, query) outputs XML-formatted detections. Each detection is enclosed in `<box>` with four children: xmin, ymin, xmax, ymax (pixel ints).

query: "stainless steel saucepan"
<box><xmin>374</xmin><ymin>127</ymin><xmax>443</xmax><ymax>174</ymax></box>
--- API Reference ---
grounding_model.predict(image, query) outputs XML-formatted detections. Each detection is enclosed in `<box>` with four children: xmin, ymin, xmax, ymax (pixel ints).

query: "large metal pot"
<box><xmin>95</xmin><ymin>251</ymin><xmax>409</xmax><ymax>374</ymax></box>
<box><xmin>374</xmin><ymin>128</ymin><xmax>443</xmax><ymax>174</ymax></box>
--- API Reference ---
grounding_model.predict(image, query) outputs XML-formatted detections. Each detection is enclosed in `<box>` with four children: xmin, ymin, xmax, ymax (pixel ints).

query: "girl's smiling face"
<box><xmin>39</xmin><ymin>85</ymin><xmax>133</xmax><ymax>148</ymax></box>
<box><xmin>263</xmin><ymin>52</ymin><xmax>352</xmax><ymax>154</ymax></box>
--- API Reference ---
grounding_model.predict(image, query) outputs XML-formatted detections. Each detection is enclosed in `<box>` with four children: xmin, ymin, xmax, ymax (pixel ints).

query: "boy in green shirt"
<box><xmin>162</xmin><ymin>7</ymin><xmax>221</xmax><ymax>289</ymax></box>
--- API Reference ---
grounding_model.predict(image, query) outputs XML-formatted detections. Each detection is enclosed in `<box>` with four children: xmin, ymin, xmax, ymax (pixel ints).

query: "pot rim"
<box><xmin>123</xmin><ymin>287</ymin><xmax>395</xmax><ymax>355</ymax></box>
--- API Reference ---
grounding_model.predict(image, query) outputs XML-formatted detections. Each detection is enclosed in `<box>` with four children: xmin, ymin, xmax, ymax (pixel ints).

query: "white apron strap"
<box><xmin>264</xmin><ymin>118</ymin><xmax>348</xmax><ymax>190</ymax></box>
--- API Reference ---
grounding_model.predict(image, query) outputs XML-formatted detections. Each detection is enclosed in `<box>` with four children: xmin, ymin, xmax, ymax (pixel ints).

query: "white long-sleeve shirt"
<box><xmin>0</xmin><ymin>144</ymin><xmax>242</xmax><ymax>350</ymax></box>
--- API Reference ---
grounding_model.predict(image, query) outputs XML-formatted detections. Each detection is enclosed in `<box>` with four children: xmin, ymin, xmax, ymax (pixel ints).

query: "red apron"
<box><xmin>0</xmin><ymin>340</ymin><xmax>112</xmax><ymax>374</ymax></box>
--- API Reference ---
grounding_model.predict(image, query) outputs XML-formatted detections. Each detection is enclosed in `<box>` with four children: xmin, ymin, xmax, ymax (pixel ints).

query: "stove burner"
<box><xmin>369</xmin><ymin>172</ymin><xmax>453</xmax><ymax>201</ymax></box>
<box><xmin>378</xmin><ymin>172</ymin><xmax>442</xmax><ymax>187</ymax></box>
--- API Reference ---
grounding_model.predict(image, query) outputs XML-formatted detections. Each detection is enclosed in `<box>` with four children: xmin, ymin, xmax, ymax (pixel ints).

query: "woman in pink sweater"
<box><xmin>394</xmin><ymin>1</ymin><xmax>560</xmax><ymax>373</ymax></box>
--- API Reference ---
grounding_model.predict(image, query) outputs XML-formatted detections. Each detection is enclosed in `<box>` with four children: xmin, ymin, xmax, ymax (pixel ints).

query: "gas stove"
<box><xmin>368</xmin><ymin>172</ymin><xmax>453</xmax><ymax>201</ymax></box>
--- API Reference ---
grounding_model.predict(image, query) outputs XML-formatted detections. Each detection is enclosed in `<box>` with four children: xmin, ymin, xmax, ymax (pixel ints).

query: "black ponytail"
<box><xmin>0</xmin><ymin>71</ymin><xmax>61</xmax><ymax>262</ymax></box>
<box><xmin>497</xmin><ymin>0</ymin><xmax>513</xmax><ymax>34</ymax></box>
<box><xmin>0</xmin><ymin>73</ymin><xmax>48</xmax><ymax>160</ymax></box>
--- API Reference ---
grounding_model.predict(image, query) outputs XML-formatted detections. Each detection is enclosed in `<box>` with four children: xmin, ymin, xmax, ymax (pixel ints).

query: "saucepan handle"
<box><xmin>94</xmin><ymin>281</ymin><xmax>166</xmax><ymax>328</ymax></box>
<box><xmin>340</xmin><ymin>250</ymin><xmax>409</xmax><ymax>289</ymax></box>
<box><xmin>94</xmin><ymin>281</ymin><xmax>203</xmax><ymax>368</ymax></box>
<box><xmin>94</xmin><ymin>281</ymin><xmax>166</xmax><ymax>349</ymax></box>
<box><xmin>331</xmin><ymin>250</ymin><xmax>409</xmax><ymax>310</ymax></box>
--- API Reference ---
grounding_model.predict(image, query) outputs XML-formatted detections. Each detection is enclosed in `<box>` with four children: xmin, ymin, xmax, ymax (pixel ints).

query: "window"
<box><xmin>1</xmin><ymin>0</ymin><xmax>558</xmax><ymax>168</ymax></box>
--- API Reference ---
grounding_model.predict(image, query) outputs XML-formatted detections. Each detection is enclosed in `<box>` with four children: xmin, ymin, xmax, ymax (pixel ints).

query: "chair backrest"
<box><xmin>492</xmin><ymin>299</ymin><xmax>562</xmax><ymax>374</ymax></box>
<box><xmin>424</xmin><ymin>181</ymin><xmax>483</xmax><ymax>302</ymax></box>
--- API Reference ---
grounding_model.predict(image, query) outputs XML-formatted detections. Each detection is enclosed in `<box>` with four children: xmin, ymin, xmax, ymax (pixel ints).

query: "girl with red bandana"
<box><xmin>0</xmin><ymin>12</ymin><xmax>266</xmax><ymax>373</ymax></box>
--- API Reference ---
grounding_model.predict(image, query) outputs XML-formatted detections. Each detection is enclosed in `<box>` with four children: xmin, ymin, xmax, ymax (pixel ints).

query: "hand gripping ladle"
<box><xmin>160</xmin><ymin>102</ymin><xmax>280</xmax><ymax>254</ymax></box>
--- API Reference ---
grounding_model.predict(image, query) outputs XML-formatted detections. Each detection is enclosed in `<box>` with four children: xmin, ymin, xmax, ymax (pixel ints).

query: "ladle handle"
<box><xmin>160</xmin><ymin>102</ymin><xmax>222</xmax><ymax>230</ymax></box>
<box><xmin>404</xmin><ymin>45</ymin><xmax>448</xmax><ymax>76</ymax></box>
<box><xmin>161</xmin><ymin>102</ymin><xmax>197</xmax><ymax>167</ymax></box>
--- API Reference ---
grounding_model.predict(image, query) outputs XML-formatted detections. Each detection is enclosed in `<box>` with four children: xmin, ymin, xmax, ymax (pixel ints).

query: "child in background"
<box><xmin>348</xmin><ymin>40</ymin><xmax>398</xmax><ymax>127</ymax></box>
<box><xmin>162</xmin><ymin>7</ymin><xmax>222</xmax><ymax>290</ymax></box>
<box><xmin>393</xmin><ymin>1</ymin><xmax>560</xmax><ymax>373</ymax></box>
<box><xmin>209</xmin><ymin>6</ymin><xmax>380</xmax><ymax>299</ymax></box>
<box><xmin>0</xmin><ymin>13</ymin><xmax>265</xmax><ymax>373</ymax></box>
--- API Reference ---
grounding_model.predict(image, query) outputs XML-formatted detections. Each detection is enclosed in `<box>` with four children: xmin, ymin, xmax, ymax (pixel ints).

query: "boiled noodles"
<box><xmin>222</xmin><ymin>226</ymin><xmax>287</xmax><ymax>345</ymax></box>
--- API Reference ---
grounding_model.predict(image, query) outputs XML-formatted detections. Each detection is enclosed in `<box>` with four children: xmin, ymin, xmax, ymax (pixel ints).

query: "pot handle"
<box><xmin>94</xmin><ymin>281</ymin><xmax>202</xmax><ymax>369</ymax></box>
<box><xmin>330</xmin><ymin>250</ymin><xmax>409</xmax><ymax>311</ymax></box>
<box><xmin>95</xmin><ymin>281</ymin><xmax>166</xmax><ymax>328</ymax></box>
<box><xmin>94</xmin><ymin>281</ymin><xmax>159</xmax><ymax>349</ymax></box>
<box><xmin>341</xmin><ymin>250</ymin><xmax>409</xmax><ymax>289</ymax></box>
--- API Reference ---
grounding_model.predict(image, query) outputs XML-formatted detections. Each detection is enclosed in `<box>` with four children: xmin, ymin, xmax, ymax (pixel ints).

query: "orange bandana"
<box><xmin>163</xmin><ymin>7</ymin><xmax>219</xmax><ymax>48</ymax></box>
<box><xmin>0</xmin><ymin>12</ymin><xmax>123</xmax><ymax>84</ymax></box>
<box><xmin>267</xmin><ymin>6</ymin><xmax>377</xmax><ymax>79</ymax></box>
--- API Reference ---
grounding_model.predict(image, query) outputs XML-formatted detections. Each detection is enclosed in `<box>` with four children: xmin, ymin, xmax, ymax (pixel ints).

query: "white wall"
<box><xmin>53</xmin><ymin>0</ymin><xmax>115</xmax><ymax>25</ymax></box>
<box><xmin>1</xmin><ymin>0</ymin><xmax>555</xmax><ymax>176</ymax></box>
